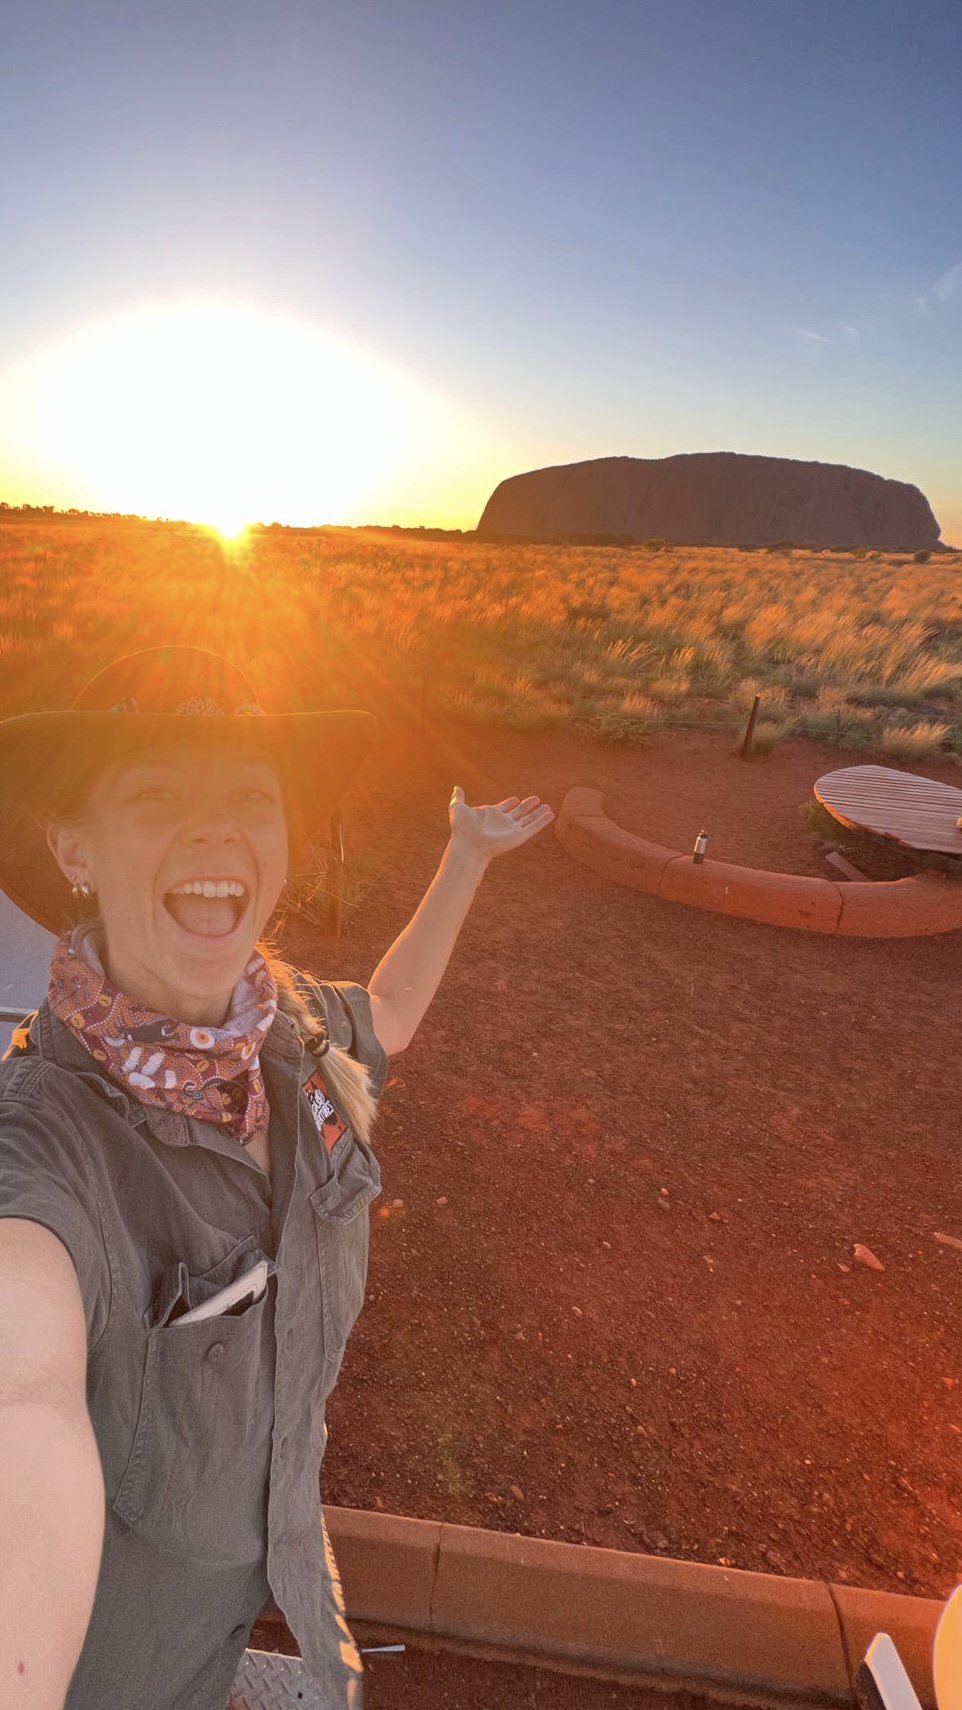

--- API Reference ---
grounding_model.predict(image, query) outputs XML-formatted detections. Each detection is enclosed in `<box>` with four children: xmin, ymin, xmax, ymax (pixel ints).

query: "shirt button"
<box><xmin>205</xmin><ymin>1342</ymin><xmax>225</xmax><ymax>1364</ymax></box>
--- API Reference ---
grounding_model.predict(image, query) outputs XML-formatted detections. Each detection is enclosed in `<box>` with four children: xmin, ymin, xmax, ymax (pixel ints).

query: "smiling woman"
<box><xmin>5</xmin><ymin>298</ymin><xmax>472</xmax><ymax>531</ymax></box>
<box><xmin>0</xmin><ymin>640</ymin><xmax>554</xmax><ymax>1709</ymax></box>
<box><xmin>47</xmin><ymin>744</ymin><xmax>290</xmax><ymax>1025</ymax></box>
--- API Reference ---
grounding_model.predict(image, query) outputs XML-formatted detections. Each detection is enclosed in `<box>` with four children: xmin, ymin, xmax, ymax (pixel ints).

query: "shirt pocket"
<box><xmin>111</xmin><ymin>1237</ymin><xmax>278</xmax><ymax>1564</ymax></box>
<box><xmin>309</xmin><ymin>1134</ymin><xmax>381</xmax><ymax>1369</ymax></box>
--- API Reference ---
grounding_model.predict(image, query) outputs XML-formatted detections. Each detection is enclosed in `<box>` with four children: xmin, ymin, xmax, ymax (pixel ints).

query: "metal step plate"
<box><xmin>228</xmin><ymin>1648</ymin><xmax>329</xmax><ymax>1709</ymax></box>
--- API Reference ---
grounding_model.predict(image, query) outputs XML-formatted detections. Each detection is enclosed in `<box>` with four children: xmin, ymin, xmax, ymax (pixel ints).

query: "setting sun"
<box><xmin>205</xmin><ymin>519</ymin><xmax>255</xmax><ymax>546</ymax></box>
<box><xmin>3</xmin><ymin>299</ymin><xmax>495</xmax><ymax>530</ymax></box>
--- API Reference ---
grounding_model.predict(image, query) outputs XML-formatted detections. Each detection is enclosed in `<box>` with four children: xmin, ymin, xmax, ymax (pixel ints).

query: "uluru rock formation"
<box><xmin>476</xmin><ymin>452</ymin><xmax>941</xmax><ymax>551</ymax></box>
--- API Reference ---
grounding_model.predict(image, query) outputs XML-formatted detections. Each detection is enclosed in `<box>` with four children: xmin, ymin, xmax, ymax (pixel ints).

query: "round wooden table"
<box><xmin>814</xmin><ymin>764</ymin><xmax>962</xmax><ymax>855</ymax></box>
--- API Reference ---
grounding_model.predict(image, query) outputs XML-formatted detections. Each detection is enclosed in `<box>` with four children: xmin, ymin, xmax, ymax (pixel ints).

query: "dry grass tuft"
<box><xmin>878</xmin><ymin>720</ymin><xmax>952</xmax><ymax>762</ymax></box>
<box><xmin>745</xmin><ymin>717</ymin><xmax>796</xmax><ymax>755</ymax></box>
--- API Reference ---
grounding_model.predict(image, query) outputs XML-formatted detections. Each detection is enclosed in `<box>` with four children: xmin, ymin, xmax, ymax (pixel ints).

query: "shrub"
<box><xmin>441</xmin><ymin>690</ymin><xmax>505</xmax><ymax>723</ymax></box>
<box><xmin>849</xmin><ymin>686</ymin><xmax>928</xmax><ymax>710</ymax></box>
<box><xmin>879</xmin><ymin>720</ymin><xmax>951</xmax><ymax>762</ymax></box>
<box><xmin>801</xmin><ymin>689</ymin><xmax>875</xmax><ymax>746</ymax></box>
<box><xmin>650</xmin><ymin>675</ymin><xmax>691</xmax><ymax>702</ymax></box>
<box><xmin>563</xmin><ymin>600</ymin><xmax>610</xmax><ymax>624</ymax></box>
<box><xmin>580</xmin><ymin>705</ymin><xmax>661</xmax><ymax>743</ymax></box>
<box><xmin>803</xmin><ymin>711</ymin><xmax>873</xmax><ymax>747</ymax></box>
<box><xmin>619</xmin><ymin>691</ymin><xmax>659</xmax><ymax>716</ymax></box>
<box><xmin>799</xmin><ymin>800</ymin><xmax>840</xmax><ymax>838</ymax></box>
<box><xmin>285</xmin><ymin>844</ymin><xmax>379</xmax><ymax>928</ymax></box>
<box><xmin>746</xmin><ymin>717</ymin><xmax>794</xmax><ymax>754</ymax></box>
<box><xmin>733</xmin><ymin>679</ymin><xmax>789</xmax><ymax>716</ymax></box>
<box><xmin>889</xmin><ymin>659</ymin><xmax>962</xmax><ymax>699</ymax></box>
<box><xmin>467</xmin><ymin>666</ymin><xmax>523</xmax><ymax>701</ymax></box>
<box><xmin>775</xmin><ymin>672</ymin><xmax>821</xmax><ymax>701</ymax></box>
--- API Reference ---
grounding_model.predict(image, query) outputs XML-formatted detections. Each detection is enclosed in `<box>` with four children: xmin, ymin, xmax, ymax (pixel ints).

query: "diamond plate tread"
<box><xmin>227</xmin><ymin>1647</ymin><xmax>331</xmax><ymax>1708</ymax></box>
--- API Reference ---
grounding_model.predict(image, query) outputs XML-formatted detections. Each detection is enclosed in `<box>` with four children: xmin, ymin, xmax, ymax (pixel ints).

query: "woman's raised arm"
<box><xmin>367</xmin><ymin>787</ymin><xmax>553</xmax><ymax>1055</ymax></box>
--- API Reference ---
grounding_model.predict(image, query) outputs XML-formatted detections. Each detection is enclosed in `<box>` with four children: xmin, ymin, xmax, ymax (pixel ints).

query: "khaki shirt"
<box><xmin>0</xmin><ymin>980</ymin><xmax>388</xmax><ymax>1710</ymax></box>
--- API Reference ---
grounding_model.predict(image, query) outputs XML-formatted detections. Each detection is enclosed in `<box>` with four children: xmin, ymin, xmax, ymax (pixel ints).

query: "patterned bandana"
<box><xmin>46</xmin><ymin>928</ymin><xmax>278</xmax><ymax>1145</ymax></box>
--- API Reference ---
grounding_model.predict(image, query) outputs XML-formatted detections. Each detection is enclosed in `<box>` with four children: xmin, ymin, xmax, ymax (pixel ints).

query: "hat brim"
<box><xmin>0</xmin><ymin>709</ymin><xmax>378</xmax><ymax>934</ymax></box>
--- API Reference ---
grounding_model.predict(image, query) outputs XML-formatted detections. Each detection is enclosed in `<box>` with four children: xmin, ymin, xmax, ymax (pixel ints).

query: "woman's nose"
<box><xmin>182</xmin><ymin>801</ymin><xmax>241</xmax><ymax>839</ymax></box>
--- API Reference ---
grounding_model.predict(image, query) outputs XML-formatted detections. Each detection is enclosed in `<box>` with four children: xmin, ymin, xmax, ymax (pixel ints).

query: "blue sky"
<box><xmin>1</xmin><ymin>0</ymin><xmax>960</xmax><ymax>537</ymax></box>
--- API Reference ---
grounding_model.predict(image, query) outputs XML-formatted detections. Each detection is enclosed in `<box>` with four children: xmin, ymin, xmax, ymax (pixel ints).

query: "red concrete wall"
<box><xmin>556</xmin><ymin>789</ymin><xmax>962</xmax><ymax>938</ymax></box>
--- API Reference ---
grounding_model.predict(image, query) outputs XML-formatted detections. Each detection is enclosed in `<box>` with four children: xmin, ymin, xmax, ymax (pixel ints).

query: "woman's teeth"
<box><xmin>168</xmin><ymin>880</ymin><xmax>246</xmax><ymax>899</ymax></box>
<box><xmin>163</xmin><ymin>878</ymin><xmax>248</xmax><ymax>936</ymax></box>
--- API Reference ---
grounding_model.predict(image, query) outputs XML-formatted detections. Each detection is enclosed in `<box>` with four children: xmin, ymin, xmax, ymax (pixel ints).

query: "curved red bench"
<box><xmin>556</xmin><ymin>787</ymin><xmax>962</xmax><ymax>938</ymax></box>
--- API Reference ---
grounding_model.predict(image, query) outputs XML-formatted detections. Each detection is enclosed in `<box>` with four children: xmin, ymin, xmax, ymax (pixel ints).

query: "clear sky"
<box><xmin>1</xmin><ymin>0</ymin><xmax>960</xmax><ymax>539</ymax></box>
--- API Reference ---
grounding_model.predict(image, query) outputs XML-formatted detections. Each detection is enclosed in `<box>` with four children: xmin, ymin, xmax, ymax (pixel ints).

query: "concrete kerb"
<box><xmin>555</xmin><ymin>788</ymin><xmax>962</xmax><ymax>939</ymax></box>
<box><xmin>309</xmin><ymin>1508</ymin><xmax>942</xmax><ymax>1708</ymax></box>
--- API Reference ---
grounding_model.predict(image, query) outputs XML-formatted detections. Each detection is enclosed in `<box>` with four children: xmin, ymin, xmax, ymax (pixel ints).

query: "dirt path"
<box><xmin>281</xmin><ymin>716</ymin><xmax>962</xmax><ymax>1601</ymax></box>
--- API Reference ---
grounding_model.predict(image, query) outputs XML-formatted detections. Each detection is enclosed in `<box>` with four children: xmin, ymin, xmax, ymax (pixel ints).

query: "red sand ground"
<box><xmin>280</xmin><ymin>716</ymin><xmax>962</xmax><ymax>1604</ymax></box>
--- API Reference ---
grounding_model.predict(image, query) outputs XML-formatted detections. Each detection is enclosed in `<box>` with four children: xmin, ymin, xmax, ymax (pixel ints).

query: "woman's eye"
<box><xmin>135</xmin><ymin>787</ymin><xmax>176</xmax><ymax>801</ymax></box>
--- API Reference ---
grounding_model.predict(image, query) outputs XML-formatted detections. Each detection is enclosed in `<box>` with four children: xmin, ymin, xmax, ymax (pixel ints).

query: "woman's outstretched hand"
<box><xmin>448</xmin><ymin>785</ymin><xmax>555</xmax><ymax>864</ymax></box>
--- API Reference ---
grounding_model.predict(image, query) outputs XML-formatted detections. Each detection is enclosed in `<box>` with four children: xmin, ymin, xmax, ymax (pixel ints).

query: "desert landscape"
<box><xmin>3</xmin><ymin>515</ymin><xmax>962</xmax><ymax>764</ymax></box>
<box><xmin>4</xmin><ymin>514</ymin><xmax>961</xmax><ymax>1603</ymax></box>
<box><xmin>4</xmin><ymin>10</ymin><xmax>961</xmax><ymax>1703</ymax></box>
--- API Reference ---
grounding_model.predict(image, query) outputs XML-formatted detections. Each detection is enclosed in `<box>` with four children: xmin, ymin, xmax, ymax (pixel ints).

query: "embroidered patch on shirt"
<box><xmin>302</xmin><ymin>1069</ymin><xmax>348</xmax><ymax>1151</ymax></box>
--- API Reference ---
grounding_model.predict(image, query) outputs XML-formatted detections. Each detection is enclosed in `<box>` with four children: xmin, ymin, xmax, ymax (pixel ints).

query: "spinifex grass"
<box><xmin>1</xmin><ymin>518</ymin><xmax>960</xmax><ymax>757</ymax></box>
<box><xmin>282</xmin><ymin>844</ymin><xmax>381</xmax><ymax>930</ymax></box>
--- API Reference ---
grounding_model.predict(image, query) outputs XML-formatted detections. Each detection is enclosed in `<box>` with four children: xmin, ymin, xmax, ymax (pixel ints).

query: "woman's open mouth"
<box><xmin>163</xmin><ymin>878</ymin><xmax>249</xmax><ymax>939</ymax></box>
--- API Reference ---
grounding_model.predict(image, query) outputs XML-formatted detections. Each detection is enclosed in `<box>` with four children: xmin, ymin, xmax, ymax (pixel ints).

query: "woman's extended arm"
<box><xmin>0</xmin><ymin>1220</ymin><xmax>105</xmax><ymax>1710</ymax></box>
<box><xmin>367</xmin><ymin>788</ymin><xmax>553</xmax><ymax>1055</ymax></box>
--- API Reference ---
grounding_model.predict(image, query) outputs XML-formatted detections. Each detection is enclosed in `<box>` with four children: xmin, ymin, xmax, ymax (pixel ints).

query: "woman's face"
<box><xmin>48</xmin><ymin>740</ymin><xmax>289</xmax><ymax>1026</ymax></box>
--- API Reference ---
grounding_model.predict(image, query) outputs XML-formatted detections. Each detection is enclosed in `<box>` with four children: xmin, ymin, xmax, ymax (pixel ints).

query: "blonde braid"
<box><xmin>264</xmin><ymin>951</ymin><xmax>378</xmax><ymax>1147</ymax></box>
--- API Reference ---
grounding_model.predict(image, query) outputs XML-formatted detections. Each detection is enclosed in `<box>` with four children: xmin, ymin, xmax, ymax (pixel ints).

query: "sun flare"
<box><xmin>205</xmin><ymin>518</ymin><xmax>253</xmax><ymax>545</ymax></box>
<box><xmin>5</xmin><ymin>298</ymin><xmax>493</xmax><ymax>529</ymax></box>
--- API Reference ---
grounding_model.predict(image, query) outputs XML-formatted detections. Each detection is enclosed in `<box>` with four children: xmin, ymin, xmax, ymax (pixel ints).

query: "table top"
<box><xmin>814</xmin><ymin>764</ymin><xmax>962</xmax><ymax>855</ymax></box>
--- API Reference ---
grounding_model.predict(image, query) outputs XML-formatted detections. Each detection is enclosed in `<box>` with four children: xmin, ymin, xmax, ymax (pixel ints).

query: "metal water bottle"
<box><xmin>693</xmin><ymin>829</ymin><xmax>708</xmax><ymax>865</ymax></box>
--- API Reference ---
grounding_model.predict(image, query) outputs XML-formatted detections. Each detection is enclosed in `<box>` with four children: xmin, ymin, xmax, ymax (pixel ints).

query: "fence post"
<box><xmin>739</xmin><ymin>694</ymin><xmax>761</xmax><ymax>759</ymax></box>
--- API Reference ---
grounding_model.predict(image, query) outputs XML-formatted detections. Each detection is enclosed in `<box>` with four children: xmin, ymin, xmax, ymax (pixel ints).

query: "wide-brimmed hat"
<box><xmin>0</xmin><ymin>644</ymin><xmax>377</xmax><ymax>933</ymax></box>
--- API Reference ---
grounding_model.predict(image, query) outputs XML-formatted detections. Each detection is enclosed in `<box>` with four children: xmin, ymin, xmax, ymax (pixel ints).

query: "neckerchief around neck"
<box><xmin>46</xmin><ymin>928</ymin><xmax>278</xmax><ymax>1145</ymax></box>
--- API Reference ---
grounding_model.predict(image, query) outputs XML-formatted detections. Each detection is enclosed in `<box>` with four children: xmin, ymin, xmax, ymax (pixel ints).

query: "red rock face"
<box><xmin>476</xmin><ymin>452</ymin><xmax>941</xmax><ymax>550</ymax></box>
